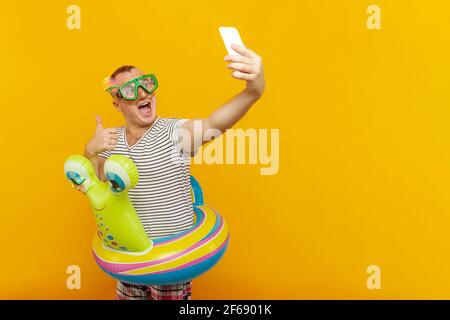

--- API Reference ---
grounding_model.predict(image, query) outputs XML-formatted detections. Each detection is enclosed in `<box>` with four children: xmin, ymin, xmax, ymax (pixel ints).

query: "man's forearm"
<box><xmin>84</xmin><ymin>143</ymin><xmax>100</xmax><ymax>178</ymax></box>
<box><xmin>206</xmin><ymin>89</ymin><xmax>260</xmax><ymax>133</ymax></box>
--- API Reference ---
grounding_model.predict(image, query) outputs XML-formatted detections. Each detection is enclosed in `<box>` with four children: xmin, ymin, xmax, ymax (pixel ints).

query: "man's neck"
<box><xmin>126</xmin><ymin>117</ymin><xmax>159</xmax><ymax>140</ymax></box>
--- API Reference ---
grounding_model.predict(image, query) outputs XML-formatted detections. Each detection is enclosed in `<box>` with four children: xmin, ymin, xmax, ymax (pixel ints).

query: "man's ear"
<box><xmin>112</xmin><ymin>101</ymin><xmax>121</xmax><ymax>111</ymax></box>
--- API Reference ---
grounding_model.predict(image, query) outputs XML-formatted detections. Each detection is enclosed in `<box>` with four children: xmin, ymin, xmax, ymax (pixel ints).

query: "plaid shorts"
<box><xmin>116</xmin><ymin>280</ymin><xmax>193</xmax><ymax>300</ymax></box>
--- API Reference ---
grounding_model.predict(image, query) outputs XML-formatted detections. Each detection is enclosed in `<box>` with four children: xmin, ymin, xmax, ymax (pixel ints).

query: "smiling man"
<box><xmin>84</xmin><ymin>44</ymin><xmax>265</xmax><ymax>300</ymax></box>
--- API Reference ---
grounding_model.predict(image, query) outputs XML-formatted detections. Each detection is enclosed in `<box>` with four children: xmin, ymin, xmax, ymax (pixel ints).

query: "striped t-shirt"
<box><xmin>99</xmin><ymin>117</ymin><xmax>194</xmax><ymax>239</ymax></box>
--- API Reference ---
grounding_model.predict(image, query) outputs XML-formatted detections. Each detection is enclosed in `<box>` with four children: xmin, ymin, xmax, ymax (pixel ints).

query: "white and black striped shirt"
<box><xmin>99</xmin><ymin>117</ymin><xmax>194</xmax><ymax>238</ymax></box>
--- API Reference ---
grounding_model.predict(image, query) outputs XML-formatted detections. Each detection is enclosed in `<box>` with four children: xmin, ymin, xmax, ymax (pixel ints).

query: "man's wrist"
<box><xmin>84</xmin><ymin>142</ymin><xmax>97</xmax><ymax>159</ymax></box>
<box><xmin>243</xmin><ymin>87</ymin><xmax>263</xmax><ymax>101</ymax></box>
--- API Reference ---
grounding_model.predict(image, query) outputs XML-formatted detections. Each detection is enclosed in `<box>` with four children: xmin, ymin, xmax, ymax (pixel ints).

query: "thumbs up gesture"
<box><xmin>85</xmin><ymin>116</ymin><xmax>119</xmax><ymax>157</ymax></box>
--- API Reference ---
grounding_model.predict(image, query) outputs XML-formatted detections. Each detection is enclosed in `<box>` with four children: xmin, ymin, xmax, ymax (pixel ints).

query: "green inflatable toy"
<box><xmin>64</xmin><ymin>154</ymin><xmax>150</xmax><ymax>252</ymax></box>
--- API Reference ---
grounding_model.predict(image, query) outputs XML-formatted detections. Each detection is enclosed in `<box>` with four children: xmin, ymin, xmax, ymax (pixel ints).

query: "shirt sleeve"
<box><xmin>167</xmin><ymin>118</ymin><xmax>190</xmax><ymax>157</ymax></box>
<box><xmin>98</xmin><ymin>150</ymin><xmax>111</xmax><ymax>159</ymax></box>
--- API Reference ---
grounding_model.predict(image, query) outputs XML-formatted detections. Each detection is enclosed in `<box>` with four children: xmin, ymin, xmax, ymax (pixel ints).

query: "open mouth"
<box><xmin>138</xmin><ymin>101</ymin><xmax>152</xmax><ymax>116</ymax></box>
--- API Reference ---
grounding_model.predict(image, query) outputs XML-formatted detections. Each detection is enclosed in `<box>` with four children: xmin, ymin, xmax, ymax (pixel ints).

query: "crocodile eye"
<box><xmin>64</xmin><ymin>159</ymin><xmax>90</xmax><ymax>187</ymax></box>
<box><xmin>104</xmin><ymin>157</ymin><xmax>134</xmax><ymax>194</ymax></box>
<box><xmin>66</xmin><ymin>171</ymin><xmax>86</xmax><ymax>185</ymax></box>
<box><xmin>106</xmin><ymin>172</ymin><xmax>126</xmax><ymax>193</ymax></box>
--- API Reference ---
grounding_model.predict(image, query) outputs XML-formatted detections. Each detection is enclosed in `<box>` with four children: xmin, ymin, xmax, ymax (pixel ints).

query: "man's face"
<box><xmin>111</xmin><ymin>68</ymin><xmax>157</xmax><ymax>127</ymax></box>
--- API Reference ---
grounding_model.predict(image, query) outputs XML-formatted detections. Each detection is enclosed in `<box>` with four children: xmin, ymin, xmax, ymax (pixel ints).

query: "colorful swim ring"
<box><xmin>64</xmin><ymin>154</ymin><xmax>229</xmax><ymax>285</ymax></box>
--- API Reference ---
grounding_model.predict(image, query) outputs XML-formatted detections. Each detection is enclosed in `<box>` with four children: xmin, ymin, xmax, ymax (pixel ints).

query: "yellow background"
<box><xmin>1</xmin><ymin>0</ymin><xmax>450</xmax><ymax>299</ymax></box>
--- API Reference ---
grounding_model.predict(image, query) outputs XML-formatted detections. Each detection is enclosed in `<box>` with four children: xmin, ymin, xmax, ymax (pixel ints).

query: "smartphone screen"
<box><xmin>219</xmin><ymin>26</ymin><xmax>245</xmax><ymax>55</ymax></box>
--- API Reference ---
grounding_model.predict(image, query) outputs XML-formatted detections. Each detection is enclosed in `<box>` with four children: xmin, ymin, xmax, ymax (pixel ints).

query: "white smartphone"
<box><xmin>219</xmin><ymin>26</ymin><xmax>245</xmax><ymax>55</ymax></box>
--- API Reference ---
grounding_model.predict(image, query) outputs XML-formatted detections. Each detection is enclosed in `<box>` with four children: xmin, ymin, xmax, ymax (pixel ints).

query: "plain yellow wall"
<box><xmin>1</xmin><ymin>0</ymin><xmax>450</xmax><ymax>299</ymax></box>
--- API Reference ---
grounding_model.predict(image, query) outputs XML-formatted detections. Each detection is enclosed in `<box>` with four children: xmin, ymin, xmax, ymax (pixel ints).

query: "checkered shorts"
<box><xmin>116</xmin><ymin>281</ymin><xmax>193</xmax><ymax>300</ymax></box>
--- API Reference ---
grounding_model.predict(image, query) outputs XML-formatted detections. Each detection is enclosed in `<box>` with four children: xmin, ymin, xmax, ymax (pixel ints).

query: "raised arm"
<box><xmin>84</xmin><ymin>116</ymin><xmax>118</xmax><ymax>181</ymax></box>
<box><xmin>181</xmin><ymin>44</ymin><xmax>265</xmax><ymax>154</ymax></box>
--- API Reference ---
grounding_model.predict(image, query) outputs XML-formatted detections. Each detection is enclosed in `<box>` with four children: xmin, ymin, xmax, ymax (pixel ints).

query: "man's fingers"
<box><xmin>230</xmin><ymin>44</ymin><xmax>259</xmax><ymax>59</ymax></box>
<box><xmin>104</xmin><ymin>128</ymin><xmax>118</xmax><ymax>134</ymax></box>
<box><xmin>108</xmin><ymin>135</ymin><xmax>119</xmax><ymax>140</ymax></box>
<box><xmin>227</xmin><ymin>63</ymin><xmax>256</xmax><ymax>74</ymax></box>
<box><xmin>231</xmin><ymin>71</ymin><xmax>257</xmax><ymax>81</ymax></box>
<box><xmin>106</xmin><ymin>134</ymin><xmax>118</xmax><ymax>147</ymax></box>
<box><xmin>224</xmin><ymin>54</ymin><xmax>251</xmax><ymax>64</ymax></box>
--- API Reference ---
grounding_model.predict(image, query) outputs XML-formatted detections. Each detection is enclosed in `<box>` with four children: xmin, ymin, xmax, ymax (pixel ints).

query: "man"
<box><xmin>84</xmin><ymin>44</ymin><xmax>265</xmax><ymax>300</ymax></box>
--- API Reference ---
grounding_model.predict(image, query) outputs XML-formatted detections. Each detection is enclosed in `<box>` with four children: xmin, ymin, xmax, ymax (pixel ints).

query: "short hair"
<box><xmin>110</xmin><ymin>65</ymin><xmax>137</xmax><ymax>80</ymax></box>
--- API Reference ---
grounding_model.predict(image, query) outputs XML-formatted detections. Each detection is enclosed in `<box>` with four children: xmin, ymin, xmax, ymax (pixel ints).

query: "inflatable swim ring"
<box><xmin>64</xmin><ymin>154</ymin><xmax>229</xmax><ymax>285</ymax></box>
